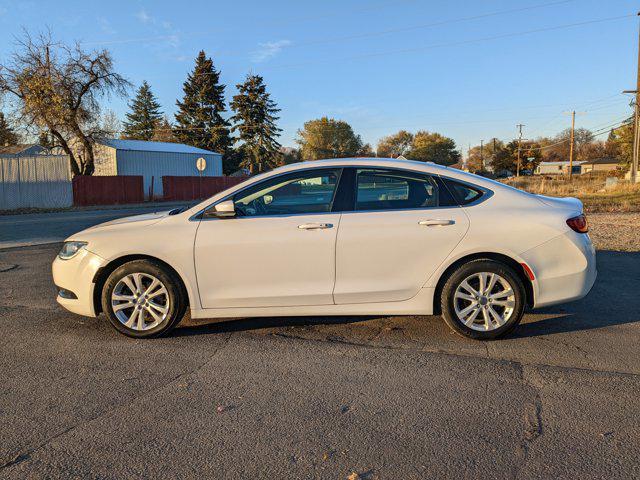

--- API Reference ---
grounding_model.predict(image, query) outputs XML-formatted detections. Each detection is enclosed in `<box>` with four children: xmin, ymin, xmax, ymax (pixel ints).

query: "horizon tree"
<box><xmin>0</xmin><ymin>32</ymin><xmax>129</xmax><ymax>175</ymax></box>
<box><xmin>376</xmin><ymin>130</ymin><xmax>413</xmax><ymax>158</ymax></box>
<box><xmin>0</xmin><ymin>112</ymin><xmax>18</xmax><ymax>145</ymax></box>
<box><xmin>491</xmin><ymin>140</ymin><xmax>542</xmax><ymax>173</ymax></box>
<box><xmin>296</xmin><ymin>117</ymin><xmax>363</xmax><ymax>160</ymax></box>
<box><xmin>409</xmin><ymin>131</ymin><xmax>460</xmax><ymax>166</ymax></box>
<box><xmin>174</xmin><ymin>51</ymin><xmax>232</xmax><ymax>154</ymax></box>
<box><xmin>151</xmin><ymin>116</ymin><xmax>177</xmax><ymax>143</ymax></box>
<box><xmin>467</xmin><ymin>138</ymin><xmax>504</xmax><ymax>172</ymax></box>
<box><xmin>122</xmin><ymin>81</ymin><xmax>162</xmax><ymax>140</ymax></box>
<box><xmin>230</xmin><ymin>74</ymin><xmax>282</xmax><ymax>174</ymax></box>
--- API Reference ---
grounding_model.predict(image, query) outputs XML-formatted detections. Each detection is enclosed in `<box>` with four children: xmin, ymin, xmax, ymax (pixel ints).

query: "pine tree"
<box><xmin>151</xmin><ymin>116</ymin><xmax>177</xmax><ymax>143</ymax></box>
<box><xmin>122</xmin><ymin>81</ymin><xmax>163</xmax><ymax>140</ymax></box>
<box><xmin>230</xmin><ymin>74</ymin><xmax>282</xmax><ymax>173</ymax></box>
<box><xmin>174</xmin><ymin>51</ymin><xmax>232</xmax><ymax>154</ymax></box>
<box><xmin>0</xmin><ymin>112</ymin><xmax>18</xmax><ymax>146</ymax></box>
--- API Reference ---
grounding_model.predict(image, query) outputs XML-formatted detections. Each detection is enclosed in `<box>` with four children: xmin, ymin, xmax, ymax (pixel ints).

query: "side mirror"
<box><xmin>204</xmin><ymin>199</ymin><xmax>236</xmax><ymax>218</ymax></box>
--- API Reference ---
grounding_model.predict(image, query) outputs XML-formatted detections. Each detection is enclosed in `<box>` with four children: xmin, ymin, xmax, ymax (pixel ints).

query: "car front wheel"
<box><xmin>440</xmin><ymin>259</ymin><xmax>526</xmax><ymax>340</ymax></box>
<box><xmin>101</xmin><ymin>260</ymin><xmax>187</xmax><ymax>338</ymax></box>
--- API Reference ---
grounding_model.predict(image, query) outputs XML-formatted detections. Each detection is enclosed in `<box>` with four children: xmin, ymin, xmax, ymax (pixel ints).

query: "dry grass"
<box><xmin>501</xmin><ymin>173</ymin><xmax>640</xmax><ymax>213</ymax></box>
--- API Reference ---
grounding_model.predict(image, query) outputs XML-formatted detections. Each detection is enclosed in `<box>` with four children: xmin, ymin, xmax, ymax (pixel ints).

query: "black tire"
<box><xmin>101</xmin><ymin>260</ymin><xmax>187</xmax><ymax>338</ymax></box>
<box><xmin>440</xmin><ymin>259</ymin><xmax>526</xmax><ymax>340</ymax></box>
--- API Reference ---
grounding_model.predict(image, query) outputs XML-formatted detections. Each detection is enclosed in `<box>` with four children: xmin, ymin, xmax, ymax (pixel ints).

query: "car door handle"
<box><xmin>298</xmin><ymin>223</ymin><xmax>333</xmax><ymax>230</ymax></box>
<box><xmin>418</xmin><ymin>219</ymin><xmax>455</xmax><ymax>226</ymax></box>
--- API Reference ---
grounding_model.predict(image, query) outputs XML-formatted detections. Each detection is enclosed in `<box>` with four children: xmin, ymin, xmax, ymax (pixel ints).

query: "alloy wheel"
<box><xmin>111</xmin><ymin>273</ymin><xmax>170</xmax><ymax>331</ymax></box>
<box><xmin>453</xmin><ymin>272</ymin><xmax>516</xmax><ymax>331</ymax></box>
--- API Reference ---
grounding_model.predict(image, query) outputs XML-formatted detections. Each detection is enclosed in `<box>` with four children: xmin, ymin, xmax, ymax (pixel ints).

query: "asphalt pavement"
<box><xmin>0</xmin><ymin>242</ymin><xmax>639</xmax><ymax>479</ymax></box>
<box><xmin>0</xmin><ymin>203</ymin><xmax>189</xmax><ymax>249</ymax></box>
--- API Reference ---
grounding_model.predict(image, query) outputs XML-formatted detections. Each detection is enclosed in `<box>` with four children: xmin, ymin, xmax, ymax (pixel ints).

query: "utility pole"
<box><xmin>634</xmin><ymin>11</ymin><xmax>640</xmax><ymax>183</ymax></box>
<box><xmin>492</xmin><ymin>138</ymin><xmax>497</xmax><ymax>173</ymax></box>
<box><xmin>516</xmin><ymin>124</ymin><xmax>524</xmax><ymax>177</ymax></box>
<box><xmin>623</xmin><ymin>12</ymin><xmax>640</xmax><ymax>183</ymax></box>
<box><xmin>563</xmin><ymin>110</ymin><xmax>586</xmax><ymax>179</ymax></box>
<box><xmin>568</xmin><ymin>110</ymin><xmax>576</xmax><ymax>179</ymax></box>
<box><xmin>480</xmin><ymin>140</ymin><xmax>484</xmax><ymax>170</ymax></box>
<box><xmin>634</xmin><ymin>12</ymin><xmax>640</xmax><ymax>182</ymax></box>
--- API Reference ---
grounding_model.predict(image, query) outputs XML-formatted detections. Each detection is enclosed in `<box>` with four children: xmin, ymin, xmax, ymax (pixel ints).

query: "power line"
<box><xmin>157</xmin><ymin>12</ymin><xmax>635</xmax><ymax>77</ymax></box>
<box><xmin>248</xmin><ymin>0</ymin><xmax>579</xmax><ymax>51</ymax></box>
<box><xmin>83</xmin><ymin>0</ymin><xmax>574</xmax><ymax>50</ymax></box>
<box><xmin>508</xmin><ymin>117</ymin><xmax>632</xmax><ymax>151</ymax></box>
<box><xmin>82</xmin><ymin>0</ymin><xmax>419</xmax><ymax>47</ymax></box>
<box><xmin>260</xmin><ymin>14</ymin><xmax>636</xmax><ymax>71</ymax></box>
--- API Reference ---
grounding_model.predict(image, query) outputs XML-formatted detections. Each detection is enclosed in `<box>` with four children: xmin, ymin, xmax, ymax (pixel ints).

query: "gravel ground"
<box><xmin>588</xmin><ymin>212</ymin><xmax>640</xmax><ymax>252</ymax></box>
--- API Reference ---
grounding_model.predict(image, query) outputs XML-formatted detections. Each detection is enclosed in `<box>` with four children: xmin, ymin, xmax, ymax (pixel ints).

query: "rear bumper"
<box><xmin>521</xmin><ymin>231</ymin><xmax>597</xmax><ymax>309</ymax></box>
<box><xmin>52</xmin><ymin>249</ymin><xmax>106</xmax><ymax>317</ymax></box>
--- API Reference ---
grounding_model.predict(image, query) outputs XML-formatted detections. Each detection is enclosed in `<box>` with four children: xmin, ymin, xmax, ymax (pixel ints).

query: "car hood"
<box><xmin>67</xmin><ymin>210</ymin><xmax>172</xmax><ymax>243</ymax></box>
<box><xmin>90</xmin><ymin>210</ymin><xmax>172</xmax><ymax>228</ymax></box>
<box><xmin>535</xmin><ymin>195</ymin><xmax>583</xmax><ymax>213</ymax></box>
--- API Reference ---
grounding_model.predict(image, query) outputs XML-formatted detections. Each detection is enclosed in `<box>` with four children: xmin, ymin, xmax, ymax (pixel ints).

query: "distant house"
<box><xmin>0</xmin><ymin>144</ymin><xmax>46</xmax><ymax>157</ymax></box>
<box><xmin>534</xmin><ymin>161</ymin><xmax>583</xmax><ymax>176</ymax></box>
<box><xmin>92</xmin><ymin>139</ymin><xmax>223</xmax><ymax>199</ymax></box>
<box><xmin>579</xmin><ymin>157</ymin><xmax>619</xmax><ymax>174</ymax></box>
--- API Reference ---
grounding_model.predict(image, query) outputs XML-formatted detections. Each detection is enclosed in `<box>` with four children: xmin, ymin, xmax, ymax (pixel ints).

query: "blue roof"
<box><xmin>99</xmin><ymin>138</ymin><xmax>220</xmax><ymax>155</ymax></box>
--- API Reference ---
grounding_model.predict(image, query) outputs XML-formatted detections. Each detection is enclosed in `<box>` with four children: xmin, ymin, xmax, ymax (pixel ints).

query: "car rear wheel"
<box><xmin>440</xmin><ymin>259</ymin><xmax>525</xmax><ymax>340</ymax></box>
<box><xmin>101</xmin><ymin>260</ymin><xmax>187</xmax><ymax>338</ymax></box>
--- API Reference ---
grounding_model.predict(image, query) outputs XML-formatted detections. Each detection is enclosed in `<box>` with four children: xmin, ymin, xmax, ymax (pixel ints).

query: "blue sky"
<box><xmin>0</xmin><ymin>0</ymin><xmax>638</xmax><ymax>154</ymax></box>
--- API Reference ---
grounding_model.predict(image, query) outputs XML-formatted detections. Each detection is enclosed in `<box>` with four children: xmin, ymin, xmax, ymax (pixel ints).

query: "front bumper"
<box><xmin>521</xmin><ymin>231</ymin><xmax>597</xmax><ymax>309</ymax></box>
<box><xmin>52</xmin><ymin>248</ymin><xmax>106</xmax><ymax>317</ymax></box>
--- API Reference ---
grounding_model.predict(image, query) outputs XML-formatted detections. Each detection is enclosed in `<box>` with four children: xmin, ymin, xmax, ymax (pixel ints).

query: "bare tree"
<box><xmin>0</xmin><ymin>32</ymin><xmax>129</xmax><ymax>175</ymax></box>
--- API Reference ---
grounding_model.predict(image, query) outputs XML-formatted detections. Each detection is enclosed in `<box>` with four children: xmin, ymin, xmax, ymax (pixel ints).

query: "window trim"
<box><xmin>195</xmin><ymin>167</ymin><xmax>344</xmax><ymax>220</ymax></box>
<box><xmin>191</xmin><ymin>165</ymin><xmax>494</xmax><ymax>221</ymax></box>
<box><xmin>340</xmin><ymin>167</ymin><xmax>460</xmax><ymax>213</ymax></box>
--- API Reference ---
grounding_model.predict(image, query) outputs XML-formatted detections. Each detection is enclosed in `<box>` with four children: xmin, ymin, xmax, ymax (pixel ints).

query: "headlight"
<box><xmin>58</xmin><ymin>241</ymin><xmax>88</xmax><ymax>260</ymax></box>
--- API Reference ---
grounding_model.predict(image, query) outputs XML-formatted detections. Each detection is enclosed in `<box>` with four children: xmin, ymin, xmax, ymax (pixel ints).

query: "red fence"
<box><xmin>73</xmin><ymin>175</ymin><xmax>144</xmax><ymax>206</ymax></box>
<box><xmin>162</xmin><ymin>176</ymin><xmax>248</xmax><ymax>201</ymax></box>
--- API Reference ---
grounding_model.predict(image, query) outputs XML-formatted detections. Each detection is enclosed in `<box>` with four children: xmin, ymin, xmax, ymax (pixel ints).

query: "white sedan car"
<box><xmin>52</xmin><ymin>158</ymin><xmax>596</xmax><ymax>340</ymax></box>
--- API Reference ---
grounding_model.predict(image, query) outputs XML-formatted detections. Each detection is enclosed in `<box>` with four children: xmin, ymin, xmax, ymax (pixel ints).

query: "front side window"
<box><xmin>355</xmin><ymin>169</ymin><xmax>439</xmax><ymax>211</ymax></box>
<box><xmin>233</xmin><ymin>169</ymin><xmax>340</xmax><ymax>217</ymax></box>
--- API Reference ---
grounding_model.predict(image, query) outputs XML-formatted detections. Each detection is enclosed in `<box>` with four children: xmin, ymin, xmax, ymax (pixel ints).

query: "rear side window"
<box><xmin>355</xmin><ymin>169</ymin><xmax>442</xmax><ymax>211</ymax></box>
<box><xmin>441</xmin><ymin>178</ymin><xmax>484</xmax><ymax>205</ymax></box>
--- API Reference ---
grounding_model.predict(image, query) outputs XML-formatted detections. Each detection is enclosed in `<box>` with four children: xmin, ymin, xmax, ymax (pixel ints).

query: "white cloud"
<box><xmin>98</xmin><ymin>17</ymin><xmax>116</xmax><ymax>35</ymax></box>
<box><xmin>135</xmin><ymin>9</ymin><xmax>152</xmax><ymax>24</ymax></box>
<box><xmin>131</xmin><ymin>8</ymin><xmax>180</xmax><ymax>49</ymax></box>
<box><xmin>251</xmin><ymin>40</ymin><xmax>291</xmax><ymax>63</ymax></box>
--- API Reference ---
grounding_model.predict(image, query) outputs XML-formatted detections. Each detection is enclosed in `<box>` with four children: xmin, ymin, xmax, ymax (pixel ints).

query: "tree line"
<box><xmin>0</xmin><ymin>32</ymin><xmax>466</xmax><ymax>176</ymax></box>
<box><xmin>0</xmin><ymin>34</ymin><xmax>284</xmax><ymax>176</ymax></box>
<box><xmin>119</xmin><ymin>50</ymin><xmax>282</xmax><ymax>175</ymax></box>
<box><xmin>464</xmin><ymin>124</ymin><xmax>632</xmax><ymax>174</ymax></box>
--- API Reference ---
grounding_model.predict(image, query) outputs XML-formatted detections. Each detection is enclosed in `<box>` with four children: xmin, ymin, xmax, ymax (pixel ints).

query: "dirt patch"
<box><xmin>588</xmin><ymin>212</ymin><xmax>640</xmax><ymax>252</ymax></box>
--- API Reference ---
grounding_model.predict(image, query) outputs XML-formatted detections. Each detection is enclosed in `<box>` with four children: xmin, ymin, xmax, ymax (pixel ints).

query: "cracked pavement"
<box><xmin>1</xmin><ymin>244</ymin><xmax>639</xmax><ymax>479</ymax></box>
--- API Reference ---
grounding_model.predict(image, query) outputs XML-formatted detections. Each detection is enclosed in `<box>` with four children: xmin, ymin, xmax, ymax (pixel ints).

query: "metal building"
<box><xmin>0</xmin><ymin>154</ymin><xmax>72</xmax><ymax>210</ymax></box>
<box><xmin>93</xmin><ymin>139</ymin><xmax>223</xmax><ymax>199</ymax></box>
<box><xmin>0</xmin><ymin>144</ymin><xmax>47</xmax><ymax>157</ymax></box>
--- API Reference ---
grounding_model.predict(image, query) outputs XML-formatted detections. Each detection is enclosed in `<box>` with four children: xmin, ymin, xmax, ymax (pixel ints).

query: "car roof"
<box><xmin>186</xmin><ymin>157</ymin><xmax>534</xmax><ymax>215</ymax></box>
<box><xmin>270</xmin><ymin>157</ymin><xmax>503</xmax><ymax>189</ymax></box>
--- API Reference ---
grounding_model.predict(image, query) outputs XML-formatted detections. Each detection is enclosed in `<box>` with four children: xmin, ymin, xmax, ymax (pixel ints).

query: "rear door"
<box><xmin>333</xmin><ymin>168</ymin><xmax>470</xmax><ymax>304</ymax></box>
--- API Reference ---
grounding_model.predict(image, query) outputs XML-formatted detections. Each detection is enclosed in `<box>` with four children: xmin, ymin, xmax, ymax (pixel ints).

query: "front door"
<box><xmin>195</xmin><ymin>168</ymin><xmax>342</xmax><ymax>308</ymax></box>
<box><xmin>333</xmin><ymin>168</ymin><xmax>470</xmax><ymax>304</ymax></box>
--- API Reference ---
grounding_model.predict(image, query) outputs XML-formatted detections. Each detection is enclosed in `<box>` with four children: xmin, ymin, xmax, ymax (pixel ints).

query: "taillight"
<box><xmin>567</xmin><ymin>214</ymin><xmax>588</xmax><ymax>233</ymax></box>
